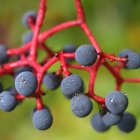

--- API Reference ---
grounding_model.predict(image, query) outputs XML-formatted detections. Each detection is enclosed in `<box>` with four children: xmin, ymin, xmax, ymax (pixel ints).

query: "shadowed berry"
<box><xmin>0</xmin><ymin>44</ymin><xmax>9</xmax><ymax>65</ymax></box>
<box><xmin>61</xmin><ymin>74</ymin><xmax>84</xmax><ymax>98</ymax></box>
<box><xmin>117</xmin><ymin>112</ymin><xmax>136</xmax><ymax>133</ymax></box>
<box><xmin>102</xmin><ymin>112</ymin><xmax>122</xmax><ymax>126</ymax></box>
<box><xmin>0</xmin><ymin>91</ymin><xmax>17</xmax><ymax>112</ymax></box>
<box><xmin>119</xmin><ymin>49</ymin><xmax>140</xmax><ymax>69</ymax></box>
<box><xmin>32</xmin><ymin>108</ymin><xmax>53</xmax><ymax>130</ymax></box>
<box><xmin>105</xmin><ymin>91</ymin><xmax>128</xmax><ymax>114</ymax></box>
<box><xmin>43</xmin><ymin>72</ymin><xmax>60</xmax><ymax>90</ymax></box>
<box><xmin>70</xmin><ymin>94</ymin><xmax>93</xmax><ymax>117</ymax></box>
<box><xmin>22</xmin><ymin>31</ymin><xmax>33</xmax><ymax>44</ymax></box>
<box><xmin>75</xmin><ymin>44</ymin><xmax>97</xmax><ymax>66</ymax></box>
<box><xmin>15</xmin><ymin>71</ymin><xmax>38</xmax><ymax>96</ymax></box>
<box><xmin>91</xmin><ymin>112</ymin><xmax>110</xmax><ymax>132</ymax></box>
<box><xmin>22</xmin><ymin>10</ymin><xmax>37</xmax><ymax>28</ymax></box>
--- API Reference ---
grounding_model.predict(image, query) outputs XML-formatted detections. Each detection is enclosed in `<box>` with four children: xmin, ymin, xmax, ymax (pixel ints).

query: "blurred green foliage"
<box><xmin>0</xmin><ymin>0</ymin><xmax>140</xmax><ymax>140</ymax></box>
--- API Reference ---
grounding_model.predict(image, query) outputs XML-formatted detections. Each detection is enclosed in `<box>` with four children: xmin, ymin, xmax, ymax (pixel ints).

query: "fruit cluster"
<box><xmin>0</xmin><ymin>0</ymin><xmax>140</xmax><ymax>133</ymax></box>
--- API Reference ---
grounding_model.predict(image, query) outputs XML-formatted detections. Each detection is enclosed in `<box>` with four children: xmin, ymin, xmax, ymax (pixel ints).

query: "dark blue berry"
<box><xmin>91</xmin><ymin>112</ymin><xmax>110</xmax><ymax>132</ymax></box>
<box><xmin>61</xmin><ymin>74</ymin><xmax>84</xmax><ymax>98</ymax></box>
<box><xmin>22</xmin><ymin>10</ymin><xmax>37</xmax><ymax>28</ymax></box>
<box><xmin>43</xmin><ymin>73</ymin><xmax>60</xmax><ymax>90</ymax></box>
<box><xmin>0</xmin><ymin>44</ymin><xmax>9</xmax><ymax>65</ymax></box>
<box><xmin>117</xmin><ymin>112</ymin><xmax>136</xmax><ymax>133</ymax></box>
<box><xmin>75</xmin><ymin>44</ymin><xmax>97</xmax><ymax>66</ymax></box>
<box><xmin>70</xmin><ymin>94</ymin><xmax>93</xmax><ymax>117</ymax></box>
<box><xmin>6</xmin><ymin>87</ymin><xmax>17</xmax><ymax>95</ymax></box>
<box><xmin>0</xmin><ymin>91</ymin><xmax>17</xmax><ymax>112</ymax></box>
<box><xmin>63</xmin><ymin>44</ymin><xmax>77</xmax><ymax>62</ymax></box>
<box><xmin>14</xmin><ymin>66</ymin><xmax>32</xmax><ymax>76</ymax></box>
<box><xmin>22</xmin><ymin>31</ymin><xmax>33</xmax><ymax>44</ymax></box>
<box><xmin>102</xmin><ymin>112</ymin><xmax>122</xmax><ymax>126</ymax></box>
<box><xmin>32</xmin><ymin>108</ymin><xmax>53</xmax><ymax>130</ymax></box>
<box><xmin>0</xmin><ymin>82</ymin><xmax>3</xmax><ymax>93</ymax></box>
<box><xmin>119</xmin><ymin>49</ymin><xmax>140</xmax><ymax>69</ymax></box>
<box><xmin>105</xmin><ymin>91</ymin><xmax>128</xmax><ymax>114</ymax></box>
<box><xmin>15</xmin><ymin>71</ymin><xmax>38</xmax><ymax>96</ymax></box>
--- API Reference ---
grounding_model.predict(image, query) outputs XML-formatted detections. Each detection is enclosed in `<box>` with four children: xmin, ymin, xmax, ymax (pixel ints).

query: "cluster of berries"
<box><xmin>0</xmin><ymin>0</ymin><xmax>139</xmax><ymax>133</ymax></box>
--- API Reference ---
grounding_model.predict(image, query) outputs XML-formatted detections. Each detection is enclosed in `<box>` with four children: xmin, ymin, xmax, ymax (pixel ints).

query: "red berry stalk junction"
<box><xmin>0</xmin><ymin>0</ymin><xmax>140</xmax><ymax>132</ymax></box>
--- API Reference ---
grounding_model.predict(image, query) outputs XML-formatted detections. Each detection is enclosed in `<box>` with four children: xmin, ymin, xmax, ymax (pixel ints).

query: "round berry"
<box><xmin>0</xmin><ymin>44</ymin><xmax>9</xmax><ymax>65</ymax></box>
<box><xmin>119</xmin><ymin>49</ymin><xmax>140</xmax><ymax>69</ymax></box>
<box><xmin>15</xmin><ymin>71</ymin><xmax>38</xmax><ymax>96</ymax></box>
<box><xmin>0</xmin><ymin>82</ymin><xmax>3</xmax><ymax>93</ymax></box>
<box><xmin>43</xmin><ymin>73</ymin><xmax>60</xmax><ymax>90</ymax></box>
<box><xmin>63</xmin><ymin>44</ymin><xmax>77</xmax><ymax>62</ymax></box>
<box><xmin>6</xmin><ymin>86</ymin><xmax>17</xmax><ymax>95</ymax></box>
<box><xmin>0</xmin><ymin>91</ymin><xmax>17</xmax><ymax>112</ymax></box>
<box><xmin>102</xmin><ymin>112</ymin><xmax>122</xmax><ymax>126</ymax></box>
<box><xmin>75</xmin><ymin>44</ymin><xmax>97</xmax><ymax>66</ymax></box>
<box><xmin>117</xmin><ymin>112</ymin><xmax>136</xmax><ymax>133</ymax></box>
<box><xmin>70</xmin><ymin>94</ymin><xmax>93</xmax><ymax>117</ymax></box>
<box><xmin>22</xmin><ymin>10</ymin><xmax>37</xmax><ymax>28</ymax></box>
<box><xmin>22</xmin><ymin>31</ymin><xmax>33</xmax><ymax>44</ymax></box>
<box><xmin>61</xmin><ymin>74</ymin><xmax>84</xmax><ymax>98</ymax></box>
<box><xmin>32</xmin><ymin>108</ymin><xmax>53</xmax><ymax>130</ymax></box>
<box><xmin>14</xmin><ymin>66</ymin><xmax>32</xmax><ymax>76</ymax></box>
<box><xmin>105</xmin><ymin>91</ymin><xmax>128</xmax><ymax>114</ymax></box>
<box><xmin>91</xmin><ymin>112</ymin><xmax>110</xmax><ymax>132</ymax></box>
<box><xmin>63</xmin><ymin>44</ymin><xmax>77</xmax><ymax>53</ymax></box>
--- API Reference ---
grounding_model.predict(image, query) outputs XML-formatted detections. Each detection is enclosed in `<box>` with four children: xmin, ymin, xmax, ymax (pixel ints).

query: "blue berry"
<box><xmin>119</xmin><ymin>49</ymin><xmax>140</xmax><ymax>69</ymax></box>
<box><xmin>0</xmin><ymin>82</ymin><xmax>3</xmax><ymax>93</ymax></box>
<box><xmin>75</xmin><ymin>44</ymin><xmax>97</xmax><ymax>66</ymax></box>
<box><xmin>102</xmin><ymin>112</ymin><xmax>122</xmax><ymax>126</ymax></box>
<box><xmin>22</xmin><ymin>10</ymin><xmax>37</xmax><ymax>28</ymax></box>
<box><xmin>22</xmin><ymin>31</ymin><xmax>33</xmax><ymax>44</ymax></box>
<box><xmin>61</xmin><ymin>74</ymin><xmax>84</xmax><ymax>98</ymax></box>
<box><xmin>32</xmin><ymin>108</ymin><xmax>53</xmax><ymax>130</ymax></box>
<box><xmin>117</xmin><ymin>112</ymin><xmax>136</xmax><ymax>133</ymax></box>
<box><xmin>63</xmin><ymin>44</ymin><xmax>77</xmax><ymax>61</ymax></box>
<box><xmin>105</xmin><ymin>91</ymin><xmax>128</xmax><ymax>114</ymax></box>
<box><xmin>15</xmin><ymin>66</ymin><xmax>32</xmax><ymax>76</ymax></box>
<box><xmin>91</xmin><ymin>112</ymin><xmax>110</xmax><ymax>132</ymax></box>
<box><xmin>70</xmin><ymin>94</ymin><xmax>93</xmax><ymax>117</ymax></box>
<box><xmin>118</xmin><ymin>49</ymin><xmax>131</xmax><ymax>57</ymax></box>
<box><xmin>0</xmin><ymin>91</ymin><xmax>17</xmax><ymax>112</ymax></box>
<box><xmin>6</xmin><ymin>87</ymin><xmax>17</xmax><ymax>95</ymax></box>
<box><xmin>15</xmin><ymin>71</ymin><xmax>38</xmax><ymax>96</ymax></box>
<box><xmin>0</xmin><ymin>44</ymin><xmax>9</xmax><ymax>65</ymax></box>
<box><xmin>43</xmin><ymin>73</ymin><xmax>60</xmax><ymax>90</ymax></box>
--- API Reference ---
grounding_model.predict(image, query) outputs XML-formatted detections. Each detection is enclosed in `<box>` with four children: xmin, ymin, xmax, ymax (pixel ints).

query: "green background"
<box><xmin>0</xmin><ymin>0</ymin><xmax>140</xmax><ymax>140</ymax></box>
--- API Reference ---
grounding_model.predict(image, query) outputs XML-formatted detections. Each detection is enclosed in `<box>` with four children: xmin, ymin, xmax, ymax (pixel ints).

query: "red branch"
<box><xmin>0</xmin><ymin>0</ymin><xmax>139</xmax><ymax>110</ymax></box>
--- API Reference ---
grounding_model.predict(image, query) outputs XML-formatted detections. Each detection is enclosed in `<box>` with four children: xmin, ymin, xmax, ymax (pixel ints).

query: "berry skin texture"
<box><xmin>60</xmin><ymin>74</ymin><xmax>84</xmax><ymax>98</ymax></box>
<box><xmin>105</xmin><ymin>91</ymin><xmax>128</xmax><ymax>114</ymax></box>
<box><xmin>75</xmin><ymin>44</ymin><xmax>97</xmax><ymax>66</ymax></box>
<box><xmin>32</xmin><ymin>108</ymin><xmax>53</xmax><ymax>130</ymax></box>
<box><xmin>117</xmin><ymin>112</ymin><xmax>136</xmax><ymax>133</ymax></box>
<box><xmin>70</xmin><ymin>94</ymin><xmax>93</xmax><ymax>118</ymax></box>
<box><xmin>22</xmin><ymin>31</ymin><xmax>33</xmax><ymax>44</ymax></box>
<box><xmin>0</xmin><ymin>91</ymin><xmax>17</xmax><ymax>112</ymax></box>
<box><xmin>119</xmin><ymin>49</ymin><xmax>140</xmax><ymax>69</ymax></box>
<box><xmin>43</xmin><ymin>73</ymin><xmax>60</xmax><ymax>90</ymax></box>
<box><xmin>15</xmin><ymin>71</ymin><xmax>38</xmax><ymax>96</ymax></box>
<box><xmin>91</xmin><ymin>112</ymin><xmax>110</xmax><ymax>132</ymax></box>
<box><xmin>0</xmin><ymin>44</ymin><xmax>9</xmax><ymax>65</ymax></box>
<box><xmin>22</xmin><ymin>10</ymin><xmax>37</xmax><ymax>28</ymax></box>
<box><xmin>102</xmin><ymin>112</ymin><xmax>122</xmax><ymax>126</ymax></box>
